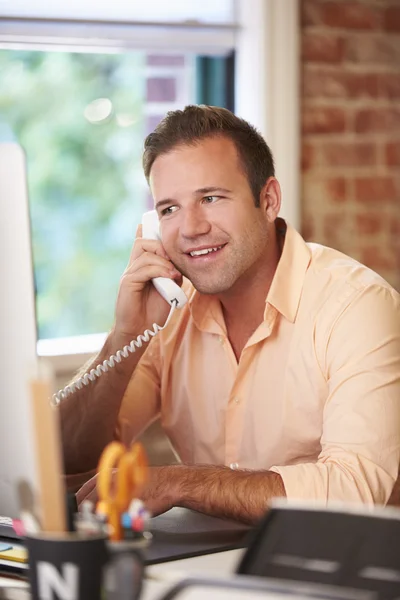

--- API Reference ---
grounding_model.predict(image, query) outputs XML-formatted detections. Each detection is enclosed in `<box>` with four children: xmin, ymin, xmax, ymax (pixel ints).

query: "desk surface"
<box><xmin>148</xmin><ymin>548</ymin><xmax>243</xmax><ymax>582</ymax></box>
<box><xmin>0</xmin><ymin>549</ymin><xmax>242</xmax><ymax>599</ymax></box>
<box><xmin>146</xmin><ymin>507</ymin><xmax>250</xmax><ymax>564</ymax></box>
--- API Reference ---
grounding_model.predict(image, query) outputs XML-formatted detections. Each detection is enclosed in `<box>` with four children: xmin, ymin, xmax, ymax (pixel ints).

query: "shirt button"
<box><xmin>233</xmin><ymin>396</ymin><xmax>240</xmax><ymax>404</ymax></box>
<box><xmin>230</xmin><ymin>462</ymin><xmax>239</xmax><ymax>470</ymax></box>
<box><xmin>218</xmin><ymin>336</ymin><xmax>224</xmax><ymax>345</ymax></box>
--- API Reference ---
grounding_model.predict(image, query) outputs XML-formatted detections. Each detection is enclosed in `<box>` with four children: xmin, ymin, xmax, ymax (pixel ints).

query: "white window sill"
<box><xmin>37</xmin><ymin>333</ymin><xmax>107</xmax><ymax>375</ymax></box>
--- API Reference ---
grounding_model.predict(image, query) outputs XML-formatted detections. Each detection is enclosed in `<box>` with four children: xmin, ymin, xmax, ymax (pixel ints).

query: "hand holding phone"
<box><xmin>113</xmin><ymin>210</ymin><xmax>186</xmax><ymax>347</ymax></box>
<box><xmin>142</xmin><ymin>210</ymin><xmax>188</xmax><ymax>309</ymax></box>
<box><xmin>54</xmin><ymin>211</ymin><xmax>187</xmax><ymax>403</ymax></box>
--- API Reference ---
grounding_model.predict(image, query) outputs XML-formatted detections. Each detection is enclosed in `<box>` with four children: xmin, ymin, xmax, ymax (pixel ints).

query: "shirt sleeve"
<box><xmin>115</xmin><ymin>334</ymin><xmax>162</xmax><ymax>446</ymax></box>
<box><xmin>270</xmin><ymin>284</ymin><xmax>400</xmax><ymax>506</ymax></box>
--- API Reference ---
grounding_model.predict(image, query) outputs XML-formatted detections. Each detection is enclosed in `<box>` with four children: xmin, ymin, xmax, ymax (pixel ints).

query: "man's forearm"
<box><xmin>147</xmin><ymin>465</ymin><xmax>286</xmax><ymax>524</ymax></box>
<box><xmin>60</xmin><ymin>329</ymin><xmax>148</xmax><ymax>475</ymax></box>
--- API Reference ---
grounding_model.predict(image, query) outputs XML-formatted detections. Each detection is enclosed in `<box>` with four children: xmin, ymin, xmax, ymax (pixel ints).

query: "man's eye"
<box><xmin>203</xmin><ymin>196</ymin><xmax>218</xmax><ymax>204</ymax></box>
<box><xmin>161</xmin><ymin>205</ymin><xmax>178</xmax><ymax>216</ymax></box>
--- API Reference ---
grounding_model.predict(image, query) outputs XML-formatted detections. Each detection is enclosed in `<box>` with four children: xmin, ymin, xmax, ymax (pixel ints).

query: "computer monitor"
<box><xmin>0</xmin><ymin>142</ymin><xmax>40</xmax><ymax>519</ymax></box>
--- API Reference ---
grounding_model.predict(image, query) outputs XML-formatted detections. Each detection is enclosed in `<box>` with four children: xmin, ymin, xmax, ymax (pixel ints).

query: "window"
<box><xmin>0</xmin><ymin>49</ymin><xmax>233</xmax><ymax>340</ymax></box>
<box><xmin>0</xmin><ymin>0</ymin><xmax>300</xmax><ymax>362</ymax></box>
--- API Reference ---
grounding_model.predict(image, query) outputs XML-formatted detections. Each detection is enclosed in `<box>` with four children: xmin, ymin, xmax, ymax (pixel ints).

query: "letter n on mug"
<box><xmin>26</xmin><ymin>533</ymin><xmax>109</xmax><ymax>600</ymax></box>
<box><xmin>37</xmin><ymin>562</ymin><xmax>79</xmax><ymax>600</ymax></box>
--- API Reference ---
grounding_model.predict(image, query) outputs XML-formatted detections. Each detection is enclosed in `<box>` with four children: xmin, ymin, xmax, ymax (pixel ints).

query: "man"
<box><xmin>61</xmin><ymin>105</ymin><xmax>400</xmax><ymax>524</ymax></box>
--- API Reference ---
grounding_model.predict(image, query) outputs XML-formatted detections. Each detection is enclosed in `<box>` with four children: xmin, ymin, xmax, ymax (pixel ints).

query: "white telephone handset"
<box><xmin>53</xmin><ymin>211</ymin><xmax>186</xmax><ymax>404</ymax></box>
<box><xmin>141</xmin><ymin>210</ymin><xmax>187</xmax><ymax>309</ymax></box>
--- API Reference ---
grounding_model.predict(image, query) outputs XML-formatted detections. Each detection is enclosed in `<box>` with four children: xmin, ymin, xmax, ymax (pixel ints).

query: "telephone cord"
<box><xmin>52</xmin><ymin>301</ymin><xmax>178</xmax><ymax>405</ymax></box>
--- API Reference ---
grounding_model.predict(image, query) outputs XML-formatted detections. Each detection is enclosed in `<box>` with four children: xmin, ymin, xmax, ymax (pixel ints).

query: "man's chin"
<box><xmin>176</xmin><ymin>264</ymin><xmax>234</xmax><ymax>295</ymax></box>
<box><xmin>189</xmin><ymin>278</ymin><xmax>232</xmax><ymax>296</ymax></box>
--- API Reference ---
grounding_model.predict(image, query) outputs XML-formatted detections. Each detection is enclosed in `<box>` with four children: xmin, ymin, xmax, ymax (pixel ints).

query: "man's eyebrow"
<box><xmin>195</xmin><ymin>187</ymin><xmax>233</xmax><ymax>195</ymax></box>
<box><xmin>155</xmin><ymin>198</ymin><xmax>175</xmax><ymax>211</ymax></box>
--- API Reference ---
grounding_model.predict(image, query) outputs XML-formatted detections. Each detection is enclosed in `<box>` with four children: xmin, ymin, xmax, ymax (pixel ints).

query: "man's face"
<box><xmin>149</xmin><ymin>136</ymin><xmax>271</xmax><ymax>295</ymax></box>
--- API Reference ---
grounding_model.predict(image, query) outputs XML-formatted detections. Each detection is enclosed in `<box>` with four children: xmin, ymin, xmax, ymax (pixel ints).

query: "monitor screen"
<box><xmin>0</xmin><ymin>143</ymin><xmax>40</xmax><ymax>519</ymax></box>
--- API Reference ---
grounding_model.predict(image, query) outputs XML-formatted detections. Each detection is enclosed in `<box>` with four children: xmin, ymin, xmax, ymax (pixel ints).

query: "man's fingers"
<box><xmin>123</xmin><ymin>252</ymin><xmax>180</xmax><ymax>283</ymax></box>
<box><xmin>135</xmin><ymin>250</ymin><xmax>173</xmax><ymax>268</ymax></box>
<box><xmin>131</xmin><ymin>265</ymin><xmax>178</xmax><ymax>283</ymax></box>
<box><xmin>128</xmin><ymin>238</ymin><xmax>169</xmax><ymax>266</ymax></box>
<box><xmin>76</xmin><ymin>475</ymin><xmax>98</xmax><ymax>507</ymax></box>
<box><xmin>85</xmin><ymin>487</ymin><xmax>99</xmax><ymax>505</ymax></box>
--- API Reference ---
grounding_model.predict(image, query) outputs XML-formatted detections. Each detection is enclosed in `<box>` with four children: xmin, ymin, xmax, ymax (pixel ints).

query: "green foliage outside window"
<box><xmin>0</xmin><ymin>50</ymin><xmax>149</xmax><ymax>339</ymax></box>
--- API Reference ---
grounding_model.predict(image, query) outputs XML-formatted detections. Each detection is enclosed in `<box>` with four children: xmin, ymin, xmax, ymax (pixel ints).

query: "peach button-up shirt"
<box><xmin>117</xmin><ymin>221</ymin><xmax>400</xmax><ymax>505</ymax></box>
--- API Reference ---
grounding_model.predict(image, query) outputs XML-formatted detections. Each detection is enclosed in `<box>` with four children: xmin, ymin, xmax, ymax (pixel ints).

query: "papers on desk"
<box><xmin>0</xmin><ymin>544</ymin><xmax>28</xmax><ymax>565</ymax></box>
<box><xmin>0</xmin><ymin>541</ymin><xmax>29</xmax><ymax>581</ymax></box>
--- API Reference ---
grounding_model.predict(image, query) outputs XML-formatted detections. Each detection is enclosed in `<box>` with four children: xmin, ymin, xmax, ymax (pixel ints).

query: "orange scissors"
<box><xmin>96</xmin><ymin>441</ymin><xmax>148</xmax><ymax>541</ymax></box>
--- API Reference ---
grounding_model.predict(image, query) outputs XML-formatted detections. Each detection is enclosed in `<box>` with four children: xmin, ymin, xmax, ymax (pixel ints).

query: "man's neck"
<box><xmin>218</xmin><ymin>227</ymin><xmax>282</xmax><ymax>331</ymax></box>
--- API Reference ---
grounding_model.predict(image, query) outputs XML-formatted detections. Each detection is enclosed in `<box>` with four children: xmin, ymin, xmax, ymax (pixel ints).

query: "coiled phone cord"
<box><xmin>52</xmin><ymin>300</ymin><xmax>178</xmax><ymax>405</ymax></box>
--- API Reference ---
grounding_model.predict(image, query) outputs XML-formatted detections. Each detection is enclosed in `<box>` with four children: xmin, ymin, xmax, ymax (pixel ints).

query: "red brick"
<box><xmin>361</xmin><ymin>246</ymin><xmax>396</xmax><ymax>271</ymax></box>
<box><xmin>327</xmin><ymin>178</ymin><xmax>347</xmax><ymax>203</ymax></box>
<box><xmin>355</xmin><ymin>214</ymin><xmax>383</xmax><ymax>235</ymax></box>
<box><xmin>386</xmin><ymin>142</ymin><xmax>400</xmax><ymax>167</ymax></box>
<box><xmin>345</xmin><ymin>36</ymin><xmax>400</xmax><ymax>66</ymax></box>
<box><xmin>363</xmin><ymin>73</ymin><xmax>381</xmax><ymax>98</ymax></box>
<box><xmin>354</xmin><ymin>109</ymin><xmax>400</xmax><ymax>134</ymax></box>
<box><xmin>302</xmin><ymin>175</ymin><xmax>348</xmax><ymax>207</ymax></box>
<box><xmin>302</xmin><ymin>34</ymin><xmax>344</xmax><ymax>63</ymax></box>
<box><xmin>302</xmin><ymin>106</ymin><xmax>347</xmax><ymax>134</ymax></box>
<box><xmin>391</xmin><ymin>219</ymin><xmax>400</xmax><ymax>236</ymax></box>
<box><xmin>321</xmin><ymin>142</ymin><xmax>377</xmax><ymax>167</ymax></box>
<box><xmin>302</xmin><ymin>0</ymin><xmax>323</xmax><ymax>27</ymax></box>
<box><xmin>379</xmin><ymin>73</ymin><xmax>400</xmax><ymax>99</ymax></box>
<box><xmin>384</xmin><ymin>6</ymin><xmax>400</xmax><ymax>32</ymax></box>
<box><xmin>322</xmin><ymin>2</ymin><xmax>381</xmax><ymax>30</ymax></box>
<box><xmin>301</xmin><ymin>142</ymin><xmax>315</xmax><ymax>171</ymax></box>
<box><xmin>355</xmin><ymin>177</ymin><xmax>397</xmax><ymax>203</ymax></box>
<box><xmin>303</xmin><ymin>69</ymin><xmax>345</xmax><ymax>98</ymax></box>
<box><xmin>323</xmin><ymin>213</ymin><xmax>348</xmax><ymax>248</ymax></box>
<box><xmin>303</xmin><ymin>69</ymin><xmax>379</xmax><ymax>99</ymax></box>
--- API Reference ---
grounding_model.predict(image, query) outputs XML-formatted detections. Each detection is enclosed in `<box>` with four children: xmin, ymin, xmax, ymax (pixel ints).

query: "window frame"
<box><xmin>1</xmin><ymin>0</ymin><xmax>300</xmax><ymax>375</ymax></box>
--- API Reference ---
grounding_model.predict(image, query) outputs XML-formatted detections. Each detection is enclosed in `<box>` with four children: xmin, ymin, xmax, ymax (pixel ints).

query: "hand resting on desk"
<box><xmin>77</xmin><ymin>466</ymin><xmax>177</xmax><ymax>517</ymax></box>
<box><xmin>77</xmin><ymin>463</ymin><xmax>285</xmax><ymax>524</ymax></box>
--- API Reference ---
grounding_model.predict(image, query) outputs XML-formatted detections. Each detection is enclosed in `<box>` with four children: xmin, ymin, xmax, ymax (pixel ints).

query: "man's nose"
<box><xmin>180</xmin><ymin>208</ymin><xmax>211</xmax><ymax>238</ymax></box>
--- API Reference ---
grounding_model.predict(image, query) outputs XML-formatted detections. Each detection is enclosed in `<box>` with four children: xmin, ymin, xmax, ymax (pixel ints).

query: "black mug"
<box><xmin>25</xmin><ymin>532</ymin><xmax>146</xmax><ymax>600</ymax></box>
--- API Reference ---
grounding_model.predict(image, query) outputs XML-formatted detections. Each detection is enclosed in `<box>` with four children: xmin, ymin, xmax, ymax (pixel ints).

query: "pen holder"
<box><xmin>25</xmin><ymin>531</ymin><xmax>150</xmax><ymax>600</ymax></box>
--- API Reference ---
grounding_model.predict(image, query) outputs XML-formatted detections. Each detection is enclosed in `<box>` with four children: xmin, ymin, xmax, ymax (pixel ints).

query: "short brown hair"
<box><xmin>142</xmin><ymin>105</ymin><xmax>275</xmax><ymax>207</ymax></box>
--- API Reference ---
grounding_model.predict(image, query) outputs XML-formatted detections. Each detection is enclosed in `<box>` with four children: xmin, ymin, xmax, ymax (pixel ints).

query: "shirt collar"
<box><xmin>266</xmin><ymin>219</ymin><xmax>311</xmax><ymax>323</ymax></box>
<box><xmin>189</xmin><ymin>219</ymin><xmax>311</xmax><ymax>331</ymax></box>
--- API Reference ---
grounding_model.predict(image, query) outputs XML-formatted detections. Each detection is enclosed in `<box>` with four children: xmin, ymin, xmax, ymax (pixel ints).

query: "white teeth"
<box><xmin>190</xmin><ymin>245</ymin><xmax>223</xmax><ymax>257</ymax></box>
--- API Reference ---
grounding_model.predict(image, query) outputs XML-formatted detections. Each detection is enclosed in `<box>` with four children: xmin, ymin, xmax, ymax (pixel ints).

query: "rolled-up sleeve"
<box><xmin>270</xmin><ymin>284</ymin><xmax>400</xmax><ymax>506</ymax></box>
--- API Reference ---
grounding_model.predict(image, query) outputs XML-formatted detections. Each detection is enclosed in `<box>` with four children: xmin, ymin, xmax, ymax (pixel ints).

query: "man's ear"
<box><xmin>259</xmin><ymin>177</ymin><xmax>281</xmax><ymax>223</ymax></box>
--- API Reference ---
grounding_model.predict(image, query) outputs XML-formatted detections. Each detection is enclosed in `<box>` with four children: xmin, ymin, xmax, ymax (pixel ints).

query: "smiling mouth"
<box><xmin>186</xmin><ymin>244</ymin><xmax>226</xmax><ymax>257</ymax></box>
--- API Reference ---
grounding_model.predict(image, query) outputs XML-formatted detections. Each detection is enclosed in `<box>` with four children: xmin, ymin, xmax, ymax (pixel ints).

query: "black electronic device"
<box><xmin>237</xmin><ymin>503</ymin><xmax>400</xmax><ymax>599</ymax></box>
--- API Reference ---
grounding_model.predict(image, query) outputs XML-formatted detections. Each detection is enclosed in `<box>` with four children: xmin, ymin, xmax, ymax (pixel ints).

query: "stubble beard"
<box><xmin>171</xmin><ymin>243</ymin><xmax>260</xmax><ymax>296</ymax></box>
<box><xmin>171</xmin><ymin>221</ymin><xmax>270</xmax><ymax>296</ymax></box>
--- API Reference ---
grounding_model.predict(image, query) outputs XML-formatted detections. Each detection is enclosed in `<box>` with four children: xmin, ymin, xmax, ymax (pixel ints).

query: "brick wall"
<box><xmin>301</xmin><ymin>0</ymin><xmax>400</xmax><ymax>290</ymax></box>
